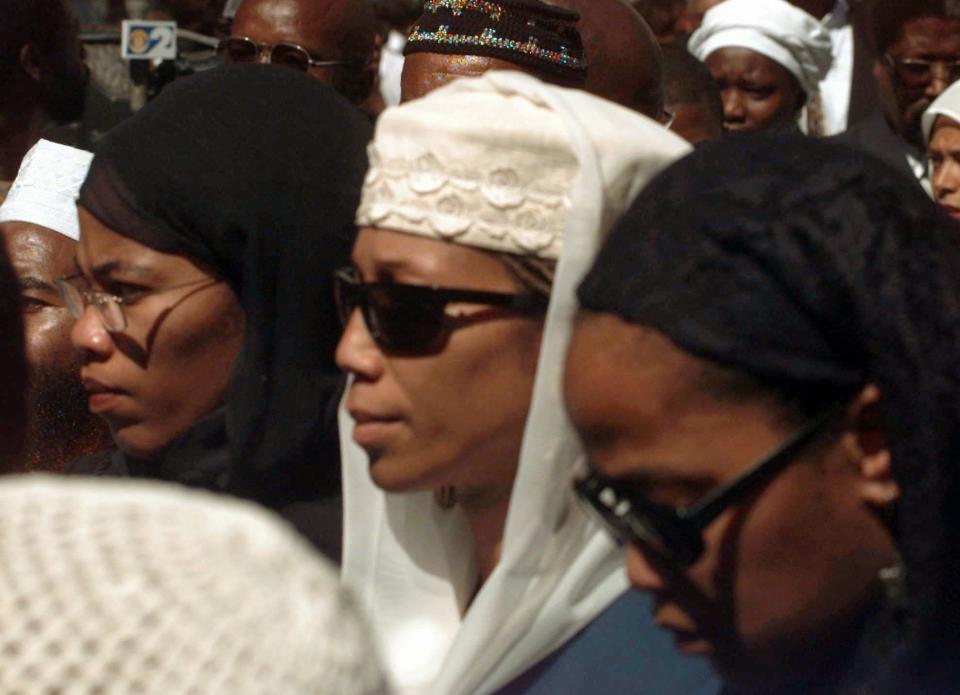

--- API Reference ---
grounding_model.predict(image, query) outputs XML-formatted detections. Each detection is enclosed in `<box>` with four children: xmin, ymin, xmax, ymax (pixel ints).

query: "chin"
<box><xmin>111</xmin><ymin>423</ymin><xmax>175</xmax><ymax>462</ymax></box>
<box><xmin>366</xmin><ymin>448</ymin><xmax>448</xmax><ymax>494</ymax></box>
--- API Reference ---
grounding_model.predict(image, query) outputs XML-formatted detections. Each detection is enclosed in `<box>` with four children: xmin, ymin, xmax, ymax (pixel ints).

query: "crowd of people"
<box><xmin>0</xmin><ymin>0</ymin><xmax>959</xmax><ymax>693</ymax></box>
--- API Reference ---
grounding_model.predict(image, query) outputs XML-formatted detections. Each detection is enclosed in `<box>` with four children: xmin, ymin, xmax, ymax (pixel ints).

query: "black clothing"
<box><xmin>75</xmin><ymin>65</ymin><xmax>372</xmax><ymax>556</ymax></box>
<box><xmin>831</xmin><ymin>108</ymin><xmax>919</xmax><ymax>184</ymax></box>
<box><xmin>580</xmin><ymin>134</ymin><xmax>960</xmax><ymax>694</ymax></box>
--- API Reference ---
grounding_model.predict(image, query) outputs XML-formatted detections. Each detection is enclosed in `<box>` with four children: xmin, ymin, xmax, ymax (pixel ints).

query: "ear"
<box><xmin>19</xmin><ymin>44</ymin><xmax>43</xmax><ymax>84</ymax></box>
<box><xmin>842</xmin><ymin>384</ymin><xmax>900</xmax><ymax>509</ymax></box>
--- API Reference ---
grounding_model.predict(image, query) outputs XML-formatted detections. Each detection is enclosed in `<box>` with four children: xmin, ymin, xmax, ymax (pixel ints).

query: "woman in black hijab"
<box><xmin>64</xmin><ymin>65</ymin><xmax>372</xmax><ymax>558</ymax></box>
<box><xmin>564</xmin><ymin>134</ymin><xmax>960</xmax><ymax>693</ymax></box>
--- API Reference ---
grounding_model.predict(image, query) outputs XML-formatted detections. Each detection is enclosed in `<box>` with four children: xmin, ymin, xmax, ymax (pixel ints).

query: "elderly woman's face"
<box><xmin>69</xmin><ymin>208</ymin><xmax>244</xmax><ymax>459</ymax></box>
<box><xmin>705</xmin><ymin>47</ymin><xmax>804</xmax><ymax>132</ymax></box>
<box><xmin>929</xmin><ymin>115</ymin><xmax>960</xmax><ymax>221</ymax></box>
<box><xmin>335</xmin><ymin>227</ymin><xmax>544</xmax><ymax>498</ymax></box>
<box><xmin>564</xmin><ymin>313</ymin><xmax>897</xmax><ymax>689</ymax></box>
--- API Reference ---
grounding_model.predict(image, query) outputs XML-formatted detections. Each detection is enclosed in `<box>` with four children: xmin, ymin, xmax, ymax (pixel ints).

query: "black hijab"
<box><xmin>579</xmin><ymin>135</ymin><xmax>960</xmax><ymax>694</ymax></box>
<box><xmin>0</xmin><ymin>239</ymin><xmax>26</xmax><ymax>471</ymax></box>
<box><xmin>76</xmin><ymin>65</ymin><xmax>371</xmax><ymax>529</ymax></box>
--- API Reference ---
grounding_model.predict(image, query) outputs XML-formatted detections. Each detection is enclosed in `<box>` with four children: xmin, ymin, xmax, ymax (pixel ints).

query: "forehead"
<box><xmin>0</xmin><ymin>222</ymin><xmax>76</xmax><ymax>276</ymax></box>
<box><xmin>931</xmin><ymin>115</ymin><xmax>960</xmax><ymax>148</ymax></box>
<box><xmin>893</xmin><ymin>16</ymin><xmax>960</xmax><ymax>57</ymax></box>
<box><xmin>401</xmin><ymin>53</ymin><xmax>525</xmax><ymax>101</ymax></box>
<box><xmin>705</xmin><ymin>47</ymin><xmax>791</xmax><ymax>83</ymax></box>
<box><xmin>232</xmin><ymin>0</ymin><xmax>342</xmax><ymax>53</ymax></box>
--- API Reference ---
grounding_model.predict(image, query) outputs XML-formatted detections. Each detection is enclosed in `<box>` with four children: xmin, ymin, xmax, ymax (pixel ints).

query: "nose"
<box><xmin>335</xmin><ymin>309</ymin><xmax>384</xmax><ymax>380</ymax></box>
<box><xmin>70</xmin><ymin>304</ymin><xmax>114</xmax><ymax>360</ymax></box>
<box><xmin>927</xmin><ymin>62</ymin><xmax>953</xmax><ymax>99</ymax></box>
<box><xmin>256</xmin><ymin>45</ymin><xmax>272</xmax><ymax>65</ymax></box>
<box><xmin>721</xmin><ymin>89</ymin><xmax>746</xmax><ymax>125</ymax></box>
<box><xmin>625</xmin><ymin>543</ymin><xmax>669</xmax><ymax>593</ymax></box>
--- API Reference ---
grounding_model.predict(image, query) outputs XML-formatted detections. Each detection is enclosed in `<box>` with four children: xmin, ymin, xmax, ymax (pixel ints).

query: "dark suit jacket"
<box><xmin>831</xmin><ymin>109</ymin><xmax>920</xmax><ymax>185</ymax></box>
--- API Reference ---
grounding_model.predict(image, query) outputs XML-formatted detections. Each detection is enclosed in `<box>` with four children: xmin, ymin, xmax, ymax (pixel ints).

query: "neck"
<box><xmin>459</xmin><ymin>484</ymin><xmax>513</xmax><ymax>585</ymax></box>
<box><xmin>0</xmin><ymin>99</ymin><xmax>47</xmax><ymax>181</ymax></box>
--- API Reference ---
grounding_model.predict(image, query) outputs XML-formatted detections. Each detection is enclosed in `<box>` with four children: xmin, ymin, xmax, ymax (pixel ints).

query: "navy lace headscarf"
<box><xmin>579</xmin><ymin>134</ymin><xmax>960</xmax><ymax>693</ymax></box>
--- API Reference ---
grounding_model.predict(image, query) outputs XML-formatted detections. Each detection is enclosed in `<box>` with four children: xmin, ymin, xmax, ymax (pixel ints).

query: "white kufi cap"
<box><xmin>0</xmin><ymin>139</ymin><xmax>93</xmax><ymax>241</ymax></box>
<box><xmin>688</xmin><ymin>0</ymin><xmax>833</xmax><ymax>97</ymax></box>
<box><xmin>356</xmin><ymin>89</ymin><xmax>578</xmax><ymax>259</ymax></box>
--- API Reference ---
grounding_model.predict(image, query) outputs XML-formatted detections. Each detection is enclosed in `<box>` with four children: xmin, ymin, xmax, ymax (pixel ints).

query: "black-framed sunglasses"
<box><xmin>574</xmin><ymin>403</ymin><xmax>844</xmax><ymax>567</ymax></box>
<box><xmin>217</xmin><ymin>36</ymin><xmax>348</xmax><ymax>72</ymax></box>
<box><xmin>884</xmin><ymin>54</ymin><xmax>960</xmax><ymax>88</ymax></box>
<box><xmin>333</xmin><ymin>267</ymin><xmax>549</xmax><ymax>354</ymax></box>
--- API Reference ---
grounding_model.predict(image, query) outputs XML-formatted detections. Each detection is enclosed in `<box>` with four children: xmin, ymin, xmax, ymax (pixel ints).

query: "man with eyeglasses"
<box><xmin>223</xmin><ymin>0</ymin><xmax>378</xmax><ymax>111</ymax></box>
<box><xmin>834</xmin><ymin>0</ymin><xmax>960</xmax><ymax>192</ymax></box>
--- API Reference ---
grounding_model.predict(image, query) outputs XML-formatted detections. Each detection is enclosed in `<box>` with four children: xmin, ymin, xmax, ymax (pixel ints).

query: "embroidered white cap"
<box><xmin>0</xmin><ymin>139</ymin><xmax>93</xmax><ymax>241</ymax></box>
<box><xmin>355</xmin><ymin>85</ymin><xmax>578</xmax><ymax>260</ymax></box>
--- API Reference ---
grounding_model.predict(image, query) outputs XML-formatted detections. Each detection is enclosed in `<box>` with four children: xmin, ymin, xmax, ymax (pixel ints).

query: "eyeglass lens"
<box><xmin>894</xmin><ymin>59</ymin><xmax>960</xmax><ymax>86</ymax></box>
<box><xmin>56</xmin><ymin>279</ymin><xmax>126</xmax><ymax>332</ymax></box>
<box><xmin>220</xmin><ymin>38</ymin><xmax>312</xmax><ymax>72</ymax></box>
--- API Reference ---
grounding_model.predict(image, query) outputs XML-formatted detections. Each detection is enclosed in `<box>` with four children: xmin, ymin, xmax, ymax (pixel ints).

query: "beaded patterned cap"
<box><xmin>404</xmin><ymin>0</ymin><xmax>587</xmax><ymax>82</ymax></box>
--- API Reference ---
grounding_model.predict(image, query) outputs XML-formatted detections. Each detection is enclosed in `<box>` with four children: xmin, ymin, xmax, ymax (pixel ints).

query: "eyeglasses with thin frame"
<box><xmin>217</xmin><ymin>36</ymin><xmax>350</xmax><ymax>73</ymax></box>
<box><xmin>884</xmin><ymin>54</ymin><xmax>960</xmax><ymax>88</ymax></box>
<box><xmin>573</xmin><ymin>403</ymin><xmax>844</xmax><ymax>568</ymax></box>
<box><xmin>334</xmin><ymin>267</ymin><xmax>549</xmax><ymax>354</ymax></box>
<box><xmin>56</xmin><ymin>272</ymin><xmax>220</xmax><ymax>333</ymax></box>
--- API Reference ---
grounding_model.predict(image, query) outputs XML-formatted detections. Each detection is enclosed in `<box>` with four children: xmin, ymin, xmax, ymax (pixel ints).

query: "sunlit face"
<box><xmin>70</xmin><ymin>208</ymin><xmax>245</xmax><ymax>460</ymax></box>
<box><xmin>706</xmin><ymin>47</ymin><xmax>804</xmax><ymax>132</ymax></box>
<box><xmin>564</xmin><ymin>313</ymin><xmax>895</xmax><ymax>690</ymax></box>
<box><xmin>929</xmin><ymin>116</ymin><xmax>960</xmax><ymax>221</ymax></box>
<box><xmin>335</xmin><ymin>227</ymin><xmax>544</xmax><ymax>497</ymax></box>
<box><xmin>878</xmin><ymin>16</ymin><xmax>960</xmax><ymax>148</ymax></box>
<box><xmin>400</xmin><ymin>53</ymin><xmax>528</xmax><ymax>102</ymax></box>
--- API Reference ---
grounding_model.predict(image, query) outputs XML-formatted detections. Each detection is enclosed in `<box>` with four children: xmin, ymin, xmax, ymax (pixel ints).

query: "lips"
<box><xmin>81</xmin><ymin>375</ymin><xmax>129</xmax><ymax>414</ymax></box>
<box><xmin>939</xmin><ymin>204</ymin><xmax>960</xmax><ymax>220</ymax></box>
<box><xmin>347</xmin><ymin>407</ymin><xmax>404</xmax><ymax>449</ymax></box>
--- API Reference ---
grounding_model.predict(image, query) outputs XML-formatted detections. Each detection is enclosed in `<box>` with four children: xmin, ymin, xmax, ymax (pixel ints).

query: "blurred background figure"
<box><xmin>0</xmin><ymin>140</ymin><xmax>112</xmax><ymax>473</ymax></box>
<box><xmin>0</xmin><ymin>475</ymin><xmax>387</xmax><ymax>694</ymax></box>
<box><xmin>689</xmin><ymin>0</ymin><xmax>832</xmax><ymax>133</ymax></box>
<box><xmin>835</xmin><ymin>0</ymin><xmax>960</xmax><ymax>192</ymax></box>
<box><xmin>0</xmin><ymin>0</ymin><xmax>88</xmax><ymax>199</ymax></box>
<box><xmin>676</xmin><ymin>0</ymin><xmax>726</xmax><ymax>34</ymax></box>
<box><xmin>225</xmin><ymin>0</ymin><xmax>378</xmax><ymax>110</ymax></box>
<box><xmin>549</xmin><ymin>0</ymin><xmax>666</xmax><ymax>119</ymax></box>
<box><xmin>0</xmin><ymin>240</ymin><xmax>27</xmax><ymax>471</ymax></box>
<box><xmin>661</xmin><ymin>43</ymin><xmax>724</xmax><ymax>143</ymax></box>
<box><xmin>400</xmin><ymin>0</ymin><xmax>587</xmax><ymax>102</ymax></box>
<box><xmin>628</xmin><ymin>0</ymin><xmax>686</xmax><ymax>44</ymax></box>
<box><xmin>370</xmin><ymin>0</ymin><xmax>422</xmax><ymax>111</ymax></box>
<box><xmin>924</xmin><ymin>80</ymin><xmax>960</xmax><ymax>222</ymax></box>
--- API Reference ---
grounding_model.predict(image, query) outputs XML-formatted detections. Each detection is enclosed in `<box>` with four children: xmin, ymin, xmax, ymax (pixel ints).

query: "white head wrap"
<box><xmin>923</xmin><ymin>80</ymin><xmax>960</xmax><ymax>144</ymax></box>
<box><xmin>0</xmin><ymin>475</ymin><xmax>388</xmax><ymax>695</ymax></box>
<box><xmin>0</xmin><ymin>140</ymin><xmax>92</xmax><ymax>241</ymax></box>
<box><xmin>342</xmin><ymin>71</ymin><xmax>691</xmax><ymax>695</ymax></box>
<box><xmin>688</xmin><ymin>0</ymin><xmax>833</xmax><ymax>97</ymax></box>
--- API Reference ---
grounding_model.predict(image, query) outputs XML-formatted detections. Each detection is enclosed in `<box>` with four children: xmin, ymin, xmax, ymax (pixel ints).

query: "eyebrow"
<box><xmin>18</xmin><ymin>276</ymin><xmax>57</xmax><ymax>293</ymax></box>
<box><xmin>88</xmin><ymin>260</ymin><xmax>154</xmax><ymax>279</ymax></box>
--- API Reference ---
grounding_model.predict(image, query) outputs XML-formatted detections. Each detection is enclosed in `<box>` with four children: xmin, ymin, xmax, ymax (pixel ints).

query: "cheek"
<box><xmin>23</xmin><ymin>311</ymin><xmax>78</xmax><ymax>371</ymax></box>
<box><xmin>746</xmin><ymin>94</ymin><xmax>787</xmax><ymax>127</ymax></box>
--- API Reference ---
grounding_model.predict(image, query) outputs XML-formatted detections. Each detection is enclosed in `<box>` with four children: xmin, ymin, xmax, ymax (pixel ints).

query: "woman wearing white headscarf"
<box><xmin>924</xmin><ymin>81</ymin><xmax>960</xmax><ymax>220</ymax></box>
<box><xmin>335</xmin><ymin>71</ymin><xmax>719</xmax><ymax>695</ymax></box>
<box><xmin>688</xmin><ymin>0</ymin><xmax>832</xmax><ymax>133</ymax></box>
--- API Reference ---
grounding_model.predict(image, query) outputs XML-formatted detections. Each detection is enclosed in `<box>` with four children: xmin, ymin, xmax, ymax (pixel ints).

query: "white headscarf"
<box><xmin>0</xmin><ymin>140</ymin><xmax>92</xmax><ymax>241</ymax></box>
<box><xmin>688</xmin><ymin>0</ymin><xmax>833</xmax><ymax>96</ymax></box>
<box><xmin>923</xmin><ymin>80</ymin><xmax>960</xmax><ymax>144</ymax></box>
<box><xmin>342</xmin><ymin>71</ymin><xmax>691</xmax><ymax>695</ymax></box>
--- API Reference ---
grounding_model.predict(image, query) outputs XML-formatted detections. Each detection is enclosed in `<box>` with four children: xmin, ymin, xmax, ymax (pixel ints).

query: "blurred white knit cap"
<box><xmin>924</xmin><ymin>80</ymin><xmax>960</xmax><ymax>144</ymax></box>
<box><xmin>355</xmin><ymin>80</ymin><xmax>578</xmax><ymax>259</ymax></box>
<box><xmin>0</xmin><ymin>475</ymin><xmax>388</xmax><ymax>695</ymax></box>
<box><xmin>688</xmin><ymin>0</ymin><xmax>832</xmax><ymax>97</ymax></box>
<box><xmin>0</xmin><ymin>140</ymin><xmax>93</xmax><ymax>241</ymax></box>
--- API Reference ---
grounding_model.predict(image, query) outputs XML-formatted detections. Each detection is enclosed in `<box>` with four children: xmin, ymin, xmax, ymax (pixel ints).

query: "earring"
<box><xmin>434</xmin><ymin>486</ymin><xmax>457</xmax><ymax>510</ymax></box>
<box><xmin>878</xmin><ymin>553</ymin><xmax>907</xmax><ymax>608</ymax></box>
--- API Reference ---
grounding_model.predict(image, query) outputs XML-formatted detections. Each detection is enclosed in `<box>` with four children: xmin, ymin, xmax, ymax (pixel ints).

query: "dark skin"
<box><xmin>1</xmin><ymin>222</ymin><xmax>111</xmax><ymax>471</ymax></box>
<box><xmin>875</xmin><ymin>16</ymin><xmax>960</xmax><ymax>149</ymax></box>
<box><xmin>667</xmin><ymin>100</ymin><xmax>723</xmax><ymax>144</ymax></box>
<box><xmin>706</xmin><ymin>48</ymin><xmax>805</xmax><ymax>132</ymax></box>
<box><xmin>549</xmin><ymin>0</ymin><xmax>664</xmax><ymax>118</ymax></box>
<box><xmin>400</xmin><ymin>53</ymin><xmax>543</xmax><ymax>102</ymax></box>
<box><xmin>231</xmin><ymin>0</ymin><xmax>376</xmax><ymax>105</ymax></box>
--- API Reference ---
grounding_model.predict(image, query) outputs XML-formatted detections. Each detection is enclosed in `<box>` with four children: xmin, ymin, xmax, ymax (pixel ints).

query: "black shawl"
<box><xmin>579</xmin><ymin>134</ymin><xmax>960</xmax><ymax>694</ymax></box>
<box><xmin>75</xmin><ymin>65</ymin><xmax>372</xmax><ymax>554</ymax></box>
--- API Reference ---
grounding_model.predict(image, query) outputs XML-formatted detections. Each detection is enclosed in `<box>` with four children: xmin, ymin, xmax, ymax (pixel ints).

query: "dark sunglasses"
<box><xmin>884</xmin><ymin>54</ymin><xmax>960</xmax><ymax>88</ymax></box>
<box><xmin>574</xmin><ymin>403</ymin><xmax>844</xmax><ymax>567</ymax></box>
<box><xmin>334</xmin><ymin>267</ymin><xmax>549</xmax><ymax>354</ymax></box>
<box><xmin>217</xmin><ymin>36</ymin><xmax>348</xmax><ymax>73</ymax></box>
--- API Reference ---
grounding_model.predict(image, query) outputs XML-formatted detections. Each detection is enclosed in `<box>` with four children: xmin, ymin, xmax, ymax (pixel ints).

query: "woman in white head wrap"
<box><xmin>335</xmin><ymin>71</ymin><xmax>719</xmax><ymax>694</ymax></box>
<box><xmin>0</xmin><ymin>475</ymin><xmax>387</xmax><ymax>694</ymax></box>
<box><xmin>924</xmin><ymin>80</ymin><xmax>960</xmax><ymax>220</ymax></box>
<box><xmin>688</xmin><ymin>0</ymin><xmax>832</xmax><ymax>132</ymax></box>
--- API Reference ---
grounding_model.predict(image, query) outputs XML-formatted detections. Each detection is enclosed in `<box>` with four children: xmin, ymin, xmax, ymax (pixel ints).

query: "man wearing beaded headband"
<box><xmin>401</xmin><ymin>0</ymin><xmax>588</xmax><ymax>101</ymax></box>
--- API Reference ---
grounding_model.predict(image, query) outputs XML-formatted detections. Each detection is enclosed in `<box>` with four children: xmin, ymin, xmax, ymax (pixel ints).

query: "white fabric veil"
<box><xmin>923</xmin><ymin>80</ymin><xmax>960</xmax><ymax>144</ymax></box>
<box><xmin>340</xmin><ymin>71</ymin><xmax>691</xmax><ymax>695</ymax></box>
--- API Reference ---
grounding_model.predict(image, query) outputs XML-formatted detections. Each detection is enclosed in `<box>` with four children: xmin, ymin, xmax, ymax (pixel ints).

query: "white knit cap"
<box><xmin>0</xmin><ymin>475</ymin><xmax>388</xmax><ymax>695</ymax></box>
<box><xmin>0</xmin><ymin>139</ymin><xmax>93</xmax><ymax>241</ymax></box>
<box><xmin>923</xmin><ymin>80</ymin><xmax>960</xmax><ymax>144</ymax></box>
<box><xmin>356</xmin><ymin>87</ymin><xmax>578</xmax><ymax>259</ymax></box>
<box><xmin>688</xmin><ymin>0</ymin><xmax>832</xmax><ymax>97</ymax></box>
